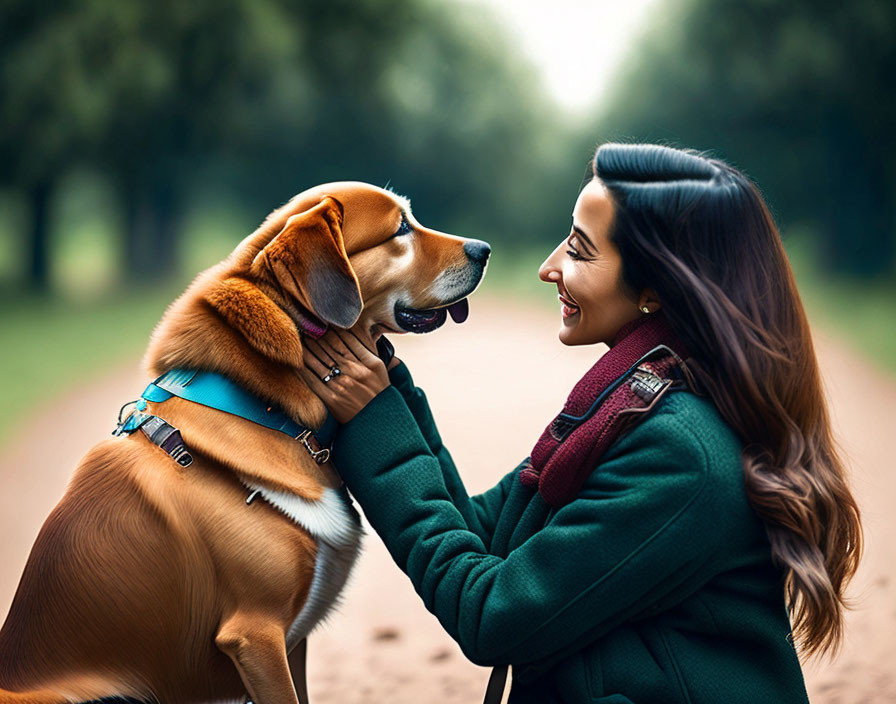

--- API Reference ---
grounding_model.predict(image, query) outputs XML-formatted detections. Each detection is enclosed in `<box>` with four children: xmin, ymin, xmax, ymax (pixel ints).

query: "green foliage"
<box><xmin>599</xmin><ymin>0</ymin><xmax>896</xmax><ymax>278</ymax></box>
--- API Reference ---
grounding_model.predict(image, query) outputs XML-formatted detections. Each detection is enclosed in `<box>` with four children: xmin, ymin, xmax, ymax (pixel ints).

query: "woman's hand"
<box><xmin>298</xmin><ymin>328</ymin><xmax>396</xmax><ymax>423</ymax></box>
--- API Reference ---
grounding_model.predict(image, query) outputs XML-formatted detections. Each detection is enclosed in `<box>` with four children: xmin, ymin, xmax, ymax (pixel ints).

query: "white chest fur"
<box><xmin>241</xmin><ymin>480</ymin><xmax>364</xmax><ymax>649</ymax></box>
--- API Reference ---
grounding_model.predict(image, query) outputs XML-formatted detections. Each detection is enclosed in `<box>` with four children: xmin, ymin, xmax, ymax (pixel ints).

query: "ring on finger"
<box><xmin>322</xmin><ymin>364</ymin><xmax>342</xmax><ymax>383</ymax></box>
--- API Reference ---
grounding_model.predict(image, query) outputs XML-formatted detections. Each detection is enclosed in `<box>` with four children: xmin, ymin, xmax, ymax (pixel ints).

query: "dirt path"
<box><xmin>1</xmin><ymin>294</ymin><xmax>893</xmax><ymax>703</ymax></box>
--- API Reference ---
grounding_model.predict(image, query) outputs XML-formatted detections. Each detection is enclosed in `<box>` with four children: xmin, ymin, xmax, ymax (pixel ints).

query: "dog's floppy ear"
<box><xmin>250</xmin><ymin>196</ymin><xmax>362</xmax><ymax>328</ymax></box>
<box><xmin>205</xmin><ymin>277</ymin><xmax>304</xmax><ymax>367</ymax></box>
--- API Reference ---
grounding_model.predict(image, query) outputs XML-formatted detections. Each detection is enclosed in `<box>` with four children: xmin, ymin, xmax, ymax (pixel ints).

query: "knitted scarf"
<box><xmin>519</xmin><ymin>310</ymin><xmax>697</xmax><ymax>508</ymax></box>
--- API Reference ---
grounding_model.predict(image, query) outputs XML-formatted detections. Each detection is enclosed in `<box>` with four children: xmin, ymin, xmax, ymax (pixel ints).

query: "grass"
<box><xmin>0</xmin><ymin>285</ymin><xmax>184</xmax><ymax>445</ymax></box>
<box><xmin>783</xmin><ymin>233</ymin><xmax>896</xmax><ymax>374</ymax></box>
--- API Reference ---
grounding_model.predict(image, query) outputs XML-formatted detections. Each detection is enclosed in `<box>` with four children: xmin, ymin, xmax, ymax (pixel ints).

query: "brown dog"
<box><xmin>0</xmin><ymin>183</ymin><xmax>490</xmax><ymax>704</ymax></box>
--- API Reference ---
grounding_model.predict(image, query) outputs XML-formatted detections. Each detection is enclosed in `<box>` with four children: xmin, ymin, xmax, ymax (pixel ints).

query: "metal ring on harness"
<box><xmin>297</xmin><ymin>429</ymin><xmax>331</xmax><ymax>464</ymax></box>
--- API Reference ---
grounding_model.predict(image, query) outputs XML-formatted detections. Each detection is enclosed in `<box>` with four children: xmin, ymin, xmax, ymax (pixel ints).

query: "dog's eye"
<box><xmin>392</xmin><ymin>214</ymin><xmax>413</xmax><ymax>238</ymax></box>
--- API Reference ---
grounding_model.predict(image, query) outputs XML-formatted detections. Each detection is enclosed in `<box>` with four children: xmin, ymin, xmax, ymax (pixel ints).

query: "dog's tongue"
<box><xmin>448</xmin><ymin>298</ymin><xmax>469</xmax><ymax>324</ymax></box>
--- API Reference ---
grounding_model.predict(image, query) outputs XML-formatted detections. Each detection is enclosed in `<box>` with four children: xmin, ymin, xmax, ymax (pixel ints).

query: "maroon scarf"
<box><xmin>519</xmin><ymin>310</ymin><xmax>698</xmax><ymax>508</ymax></box>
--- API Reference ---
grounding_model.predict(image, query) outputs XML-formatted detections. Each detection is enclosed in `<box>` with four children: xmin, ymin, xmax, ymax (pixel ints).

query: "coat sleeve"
<box><xmin>332</xmin><ymin>384</ymin><xmax>728</xmax><ymax>668</ymax></box>
<box><xmin>386</xmin><ymin>360</ymin><xmax>516</xmax><ymax>544</ymax></box>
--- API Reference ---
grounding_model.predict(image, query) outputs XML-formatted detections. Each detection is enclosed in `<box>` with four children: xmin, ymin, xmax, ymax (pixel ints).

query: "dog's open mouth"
<box><xmin>394</xmin><ymin>298</ymin><xmax>469</xmax><ymax>333</ymax></box>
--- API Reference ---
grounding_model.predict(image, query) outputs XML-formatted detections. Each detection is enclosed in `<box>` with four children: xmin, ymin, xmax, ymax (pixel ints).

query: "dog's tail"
<box><xmin>0</xmin><ymin>689</ymin><xmax>69</xmax><ymax>704</ymax></box>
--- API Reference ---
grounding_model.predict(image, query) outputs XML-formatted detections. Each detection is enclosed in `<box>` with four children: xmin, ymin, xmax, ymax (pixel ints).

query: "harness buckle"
<box><xmin>296</xmin><ymin>429</ymin><xmax>331</xmax><ymax>464</ymax></box>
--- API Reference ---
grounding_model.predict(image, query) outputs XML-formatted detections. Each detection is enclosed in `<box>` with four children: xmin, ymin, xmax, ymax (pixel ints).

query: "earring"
<box><xmin>640</xmin><ymin>306</ymin><xmax>650</xmax><ymax>313</ymax></box>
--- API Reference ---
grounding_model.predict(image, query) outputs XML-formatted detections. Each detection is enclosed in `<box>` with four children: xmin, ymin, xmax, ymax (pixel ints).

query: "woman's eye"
<box><xmin>566</xmin><ymin>247</ymin><xmax>582</xmax><ymax>260</ymax></box>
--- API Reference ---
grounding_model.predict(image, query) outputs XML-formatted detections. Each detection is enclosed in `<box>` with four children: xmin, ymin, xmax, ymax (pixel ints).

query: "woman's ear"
<box><xmin>249</xmin><ymin>196</ymin><xmax>363</xmax><ymax>328</ymax></box>
<box><xmin>638</xmin><ymin>288</ymin><xmax>661</xmax><ymax>312</ymax></box>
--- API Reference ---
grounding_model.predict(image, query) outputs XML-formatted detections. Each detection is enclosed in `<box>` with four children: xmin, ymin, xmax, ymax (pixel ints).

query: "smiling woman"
<box><xmin>307</xmin><ymin>142</ymin><xmax>861</xmax><ymax>703</ymax></box>
<box><xmin>538</xmin><ymin>177</ymin><xmax>660</xmax><ymax>347</ymax></box>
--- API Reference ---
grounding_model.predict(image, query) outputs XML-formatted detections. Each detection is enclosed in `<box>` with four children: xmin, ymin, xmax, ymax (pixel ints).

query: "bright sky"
<box><xmin>453</xmin><ymin>0</ymin><xmax>667</xmax><ymax>116</ymax></box>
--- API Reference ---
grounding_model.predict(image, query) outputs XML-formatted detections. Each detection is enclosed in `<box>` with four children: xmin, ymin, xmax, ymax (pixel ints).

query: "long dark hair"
<box><xmin>592</xmin><ymin>142</ymin><xmax>862</xmax><ymax>658</ymax></box>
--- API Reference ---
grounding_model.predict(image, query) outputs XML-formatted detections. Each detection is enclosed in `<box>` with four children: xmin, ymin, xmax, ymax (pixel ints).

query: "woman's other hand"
<box><xmin>299</xmin><ymin>328</ymin><xmax>395</xmax><ymax>423</ymax></box>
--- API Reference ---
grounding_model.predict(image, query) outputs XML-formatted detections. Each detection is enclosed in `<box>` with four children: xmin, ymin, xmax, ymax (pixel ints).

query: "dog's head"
<box><xmin>190</xmin><ymin>182</ymin><xmax>489</xmax><ymax>369</ymax></box>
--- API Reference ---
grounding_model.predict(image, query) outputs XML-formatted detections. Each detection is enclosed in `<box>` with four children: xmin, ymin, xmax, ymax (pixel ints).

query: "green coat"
<box><xmin>331</xmin><ymin>361</ymin><xmax>810</xmax><ymax>703</ymax></box>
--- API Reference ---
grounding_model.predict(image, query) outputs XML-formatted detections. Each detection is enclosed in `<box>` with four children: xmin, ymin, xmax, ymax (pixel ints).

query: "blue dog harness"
<box><xmin>113</xmin><ymin>368</ymin><xmax>337</xmax><ymax>468</ymax></box>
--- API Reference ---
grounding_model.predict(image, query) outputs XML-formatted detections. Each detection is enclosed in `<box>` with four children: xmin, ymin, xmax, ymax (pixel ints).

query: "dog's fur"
<box><xmin>0</xmin><ymin>183</ymin><xmax>489</xmax><ymax>704</ymax></box>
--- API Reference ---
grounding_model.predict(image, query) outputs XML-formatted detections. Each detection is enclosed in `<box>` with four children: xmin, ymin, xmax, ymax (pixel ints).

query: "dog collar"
<box><xmin>297</xmin><ymin>312</ymin><xmax>328</xmax><ymax>339</ymax></box>
<box><xmin>134</xmin><ymin>368</ymin><xmax>337</xmax><ymax>464</ymax></box>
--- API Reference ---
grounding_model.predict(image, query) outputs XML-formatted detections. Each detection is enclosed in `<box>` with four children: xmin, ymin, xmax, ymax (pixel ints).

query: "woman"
<box><xmin>297</xmin><ymin>143</ymin><xmax>862</xmax><ymax>703</ymax></box>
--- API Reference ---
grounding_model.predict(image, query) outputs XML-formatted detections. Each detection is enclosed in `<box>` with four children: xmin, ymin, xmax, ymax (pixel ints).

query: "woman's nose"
<box><xmin>538</xmin><ymin>244</ymin><xmax>563</xmax><ymax>283</ymax></box>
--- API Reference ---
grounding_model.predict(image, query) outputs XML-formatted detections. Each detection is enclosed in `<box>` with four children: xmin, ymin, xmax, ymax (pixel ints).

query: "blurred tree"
<box><xmin>78</xmin><ymin>0</ymin><xmax>307</xmax><ymax>281</ymax></box>
<box><xmin>0</xmin><ymin>0</ymin><xmax>93</xmax><ymax>291</ymax></box>
<box><xmin>599</xmin><ymin>0</ymin><xmax>896</xmax><ymax>278</ymax></box>
<box><xmin>1</xmin><ymin>0</ymin><xmax>581</xmax><ymax>290</ymax></box>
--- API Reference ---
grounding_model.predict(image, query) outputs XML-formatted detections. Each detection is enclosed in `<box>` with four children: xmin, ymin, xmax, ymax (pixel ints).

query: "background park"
<box><xmin>1</xmin><ymin>0</ymin><xmax>894</xmax><ymax>701</ymax></box>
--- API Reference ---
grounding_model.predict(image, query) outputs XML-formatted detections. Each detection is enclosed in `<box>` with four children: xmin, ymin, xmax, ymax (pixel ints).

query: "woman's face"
<box><xmin>538</xmin><ymin>178</ymin><xmax>656</xmax><ymax>346</ymax></box>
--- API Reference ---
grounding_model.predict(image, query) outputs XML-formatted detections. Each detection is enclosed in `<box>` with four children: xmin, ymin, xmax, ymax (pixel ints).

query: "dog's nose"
<box><xmin>463</xmin><ymin>240</ymin><xmax>491</xmax><ymax>264</ymax></box>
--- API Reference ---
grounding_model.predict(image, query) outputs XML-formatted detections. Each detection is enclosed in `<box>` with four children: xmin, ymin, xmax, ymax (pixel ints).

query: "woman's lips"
<box><xmin>558</xmin><ymin>293</ymin><xmax>580</xmax><ymax>319</ymax></box>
